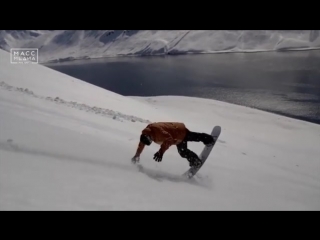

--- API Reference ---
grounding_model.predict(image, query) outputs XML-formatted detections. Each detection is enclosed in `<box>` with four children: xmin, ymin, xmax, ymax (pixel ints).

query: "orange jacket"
<box><xmin>135</xmin><ymin>122</ymin><xmax>188</xmax><ymax>157</ymax></box>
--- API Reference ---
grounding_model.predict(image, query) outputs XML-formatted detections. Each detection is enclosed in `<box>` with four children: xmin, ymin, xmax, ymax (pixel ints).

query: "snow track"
<box><xmin>0</xmin><ymin>81</ymin><xmax>151</xmax><ymax>124</ymax></box>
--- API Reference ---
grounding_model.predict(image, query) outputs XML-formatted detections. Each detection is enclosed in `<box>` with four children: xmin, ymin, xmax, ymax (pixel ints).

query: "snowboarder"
<box><xmin>131</xmin><ymin>122</ymin><xmax>215</xmax><ymax>167</ymax></box>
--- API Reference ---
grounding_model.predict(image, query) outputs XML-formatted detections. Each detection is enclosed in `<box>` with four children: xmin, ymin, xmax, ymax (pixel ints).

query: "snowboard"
<box><xmin>182</xmin><ymin>126</ymin><xmax>221</xmax><ymax>179</ymax></box>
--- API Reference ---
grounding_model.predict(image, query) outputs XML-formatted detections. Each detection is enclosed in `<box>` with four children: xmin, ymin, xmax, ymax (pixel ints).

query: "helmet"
<box><xmin>140</xmin><ymin>134</ymin><xmax>152</xmax><ymax>146</ymax></box>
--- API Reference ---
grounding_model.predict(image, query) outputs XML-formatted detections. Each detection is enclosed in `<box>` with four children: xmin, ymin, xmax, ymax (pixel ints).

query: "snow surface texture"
<box><xmin>1</xmin><ymin>30</ymin><xmax>320</xmax><ymax>63</ymax></box>
<box><xmin>0</xmin><ymin>49</ymin><xmax>320</xmax><ymax>210</ymax></box>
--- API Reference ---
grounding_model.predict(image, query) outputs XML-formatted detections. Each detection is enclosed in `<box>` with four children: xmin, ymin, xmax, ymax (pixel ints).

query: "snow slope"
<box><xmin>1</xmin><ymin>30</ymin><xmax>320</xmax><ymax>63</ymax></box>
<box><xmin>0</xmin><ymin>49</ymin><xmax>320</xmax><ymax>210</ymax></box>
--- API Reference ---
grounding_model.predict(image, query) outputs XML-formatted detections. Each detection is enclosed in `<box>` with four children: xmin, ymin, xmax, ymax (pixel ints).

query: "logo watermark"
<box><xmin>10</xmin><ymin>48</ymin><xmax>38</xmax><ymax>64</ymax></box>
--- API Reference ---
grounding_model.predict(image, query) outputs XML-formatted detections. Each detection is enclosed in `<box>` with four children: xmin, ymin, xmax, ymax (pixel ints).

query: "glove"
<box><xmin>153</xmin><ymin>151</ymin><xmax>163</xmax><ymax>162</ymax></box>
<box><xmin>131</xmin><ymin>156</ymin><xmax>140</xmax><ymax>164</ymax></box>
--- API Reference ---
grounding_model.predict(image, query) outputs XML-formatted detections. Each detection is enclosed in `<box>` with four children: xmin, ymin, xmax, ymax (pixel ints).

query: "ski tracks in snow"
<box><xmin>0</xmin><ymin>81</ymin><xmax>151</xmax><ymax>124</ymax></box>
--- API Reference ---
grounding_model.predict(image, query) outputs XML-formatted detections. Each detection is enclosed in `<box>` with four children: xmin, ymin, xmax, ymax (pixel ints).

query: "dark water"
<box><xmin>45</xmin><ymin>50</ymin><xmax>320</xmax><ymax>125</ymax></box>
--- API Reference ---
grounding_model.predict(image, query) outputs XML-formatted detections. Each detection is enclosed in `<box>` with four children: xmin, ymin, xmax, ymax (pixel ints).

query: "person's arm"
<box><xmin>132</xmin><ymin>126</ymin><xmax>151</xmax><ymax>162</ymax></box>
<box><xmin>158</xmin><ymin>129</ymin><xmax>175</xmax><ymax>155</ymax></box>
<box><xmin>134</xmin><ymin>142</ymin><xmax>145</xmax><ymax>158</ymax></box>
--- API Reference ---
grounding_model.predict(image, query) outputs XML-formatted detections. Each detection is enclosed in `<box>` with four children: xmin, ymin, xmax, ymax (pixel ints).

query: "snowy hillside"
<box><xmin>0</xmin><ymin>48</ymin><xmax>320</xmax><ymax>210</ymax></box>
<box><xmin>1</xmin><ymin>30</ymin><xmax>320</xmax><ymax>63</ymax></box>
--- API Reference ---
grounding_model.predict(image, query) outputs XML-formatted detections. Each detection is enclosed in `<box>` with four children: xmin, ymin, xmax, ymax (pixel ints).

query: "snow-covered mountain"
<box><xmin>1</xmin><ymin>30</ymin><xmax>319</xmax><ymax>63</ymax></box>
<box><xmin>1</xmin><ymin>48</ymin><xmax>320</xmax><ymax>210</ymax></box>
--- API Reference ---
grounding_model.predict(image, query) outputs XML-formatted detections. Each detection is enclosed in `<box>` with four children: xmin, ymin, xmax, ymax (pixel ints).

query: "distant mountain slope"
<box><xmin>1</xmin><ymin>30</ymin><xmax>319</xmax><ymax>63</ymax></box>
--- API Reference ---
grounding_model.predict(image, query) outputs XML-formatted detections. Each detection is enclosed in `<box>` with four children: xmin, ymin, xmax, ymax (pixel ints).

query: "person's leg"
<box><xmin>176</xmin><ymin>140</ymin><xmax>202</xmax><ymax>167</ymax></box>
<box><xmin>185</xmin><ymin>130</ymin><xmax>215</xmax><ymax>146</ymax></box>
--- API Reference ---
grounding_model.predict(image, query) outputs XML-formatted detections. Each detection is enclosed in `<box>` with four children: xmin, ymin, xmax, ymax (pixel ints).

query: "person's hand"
<box><xmin>153</xmin><ymin>151</ymin><xmax>163</xmax><ymax>162</ymax></box>
<box><xmin>131</xmin><ymin>155</ymin><xmax>140</xmax><ymax>164</ymax></box>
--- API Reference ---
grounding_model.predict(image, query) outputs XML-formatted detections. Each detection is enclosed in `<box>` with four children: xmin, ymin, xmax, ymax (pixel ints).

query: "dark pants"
<box><xmin>176</xmin><ymin>130</ymin><xmax>214</xmax><ymax>162</ymax></box>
